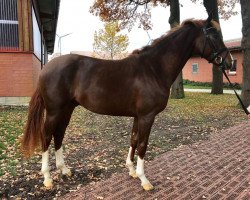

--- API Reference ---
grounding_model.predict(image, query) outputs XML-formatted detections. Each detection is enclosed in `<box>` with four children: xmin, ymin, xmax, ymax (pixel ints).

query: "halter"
<box><xmin>201</xmin><ymin>27</ymin><xmax>229</xmax><ymax>68</ymax></box>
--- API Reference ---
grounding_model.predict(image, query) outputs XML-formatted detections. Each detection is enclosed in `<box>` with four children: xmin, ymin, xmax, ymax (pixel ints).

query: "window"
<box><xmin>192</xmin><ymin>63</ymin><xmax>198</xmax><ymax>74</ymax></box>
<box><xmin>32</xmin><ymin>7</ymin><xmax>41</xmax><ymax>60</ymax></box>
<box><xmin>229</xmin><ymin>59</ymin><xmax>237</xmax><ymax>75</ymax></box>
<box><xmin>32</xmin><ymin>6</ymin><xmax>48</xmax><ymax>65</ymax></box>
<box><xmin>0</xmin><ymin>0</ymin><xmax>19</xmax><ymax>51</ymax></box>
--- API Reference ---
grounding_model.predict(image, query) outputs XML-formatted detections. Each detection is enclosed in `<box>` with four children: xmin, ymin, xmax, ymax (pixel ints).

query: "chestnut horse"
<box><xmin>21</xmin><ymin>16</ymin><xmax>234</xmax><ymax>190</ymax></box>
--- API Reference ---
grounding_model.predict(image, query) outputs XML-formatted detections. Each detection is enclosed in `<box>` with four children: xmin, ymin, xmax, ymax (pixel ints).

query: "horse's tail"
<box><xmin>20</xmin><ymin>87</ymin><xmax>45</xmax><ymax>158</ymax></box>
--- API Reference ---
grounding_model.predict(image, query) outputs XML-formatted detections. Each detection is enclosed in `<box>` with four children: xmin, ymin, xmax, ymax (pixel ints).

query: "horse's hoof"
<box><xmin>62</xmin><ymin>168</ymin><xmax>72</xmax><ymax>177</ymax></box>
<box><xmin>43</xmin><ymin>179</ymin><xmax>53</xmax><ymax>188</ymax></box>
<box><xmin>65</xmin><ymin>170</ymin><xmax>72</xmax><ymax>177</ymax></box>
<box><xmin>129</xmin><ymin>171</ymin><xmax>137</xmax><ymax>178</ymax></box>
<box><xmin>142</xmin><ymin>183</ymin><xmax>154</xmax><ymax>191</ymax></box>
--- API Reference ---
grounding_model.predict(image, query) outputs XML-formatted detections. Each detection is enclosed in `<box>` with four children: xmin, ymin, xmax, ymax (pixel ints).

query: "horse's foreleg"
<box><xmin>126</xmin><ymin>117</ymin><xmax>138</xmax><ymax>178</ymax></box>
<box><xmin>136</xmin><ymin>115</ymin><xmax>155</xmax><ymax>191</ymax></box>
<box><xmin>136</xmin><ymin>157</ymin><xmax>153</xmax><ymax>190</ymax></box>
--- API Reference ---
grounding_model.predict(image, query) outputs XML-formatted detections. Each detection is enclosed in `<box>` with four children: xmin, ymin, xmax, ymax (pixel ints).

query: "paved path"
<box><xmin>61</xmin><ymin>121</ymin><xmax>250</xmax><ymax>200</ymax></box>
<box><xmin>184</xmin><ymin>88</ymin><xmax>241</xmax><ymax>94</ymax></box>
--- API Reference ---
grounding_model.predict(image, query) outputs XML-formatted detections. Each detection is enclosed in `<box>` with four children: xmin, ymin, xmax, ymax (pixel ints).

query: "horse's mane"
<box><xmin>131</xmin><ymin>19</ymin><xmax>220</xmax><ymax>55</ymax></box>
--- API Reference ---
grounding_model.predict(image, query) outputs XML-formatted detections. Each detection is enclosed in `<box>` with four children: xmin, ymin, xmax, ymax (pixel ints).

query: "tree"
<box><xmin>190</xmin><ymin>0</ymin><xmax>239</xmax><ymax>17</ymax></box>
<box><xmin>91</xmin><ymin>0</ymin><xmax>239</xmax><ymax>30</ymax></box>
<box><xmin>90</xmin><ymin>1</ymin><xmax>171</xmax><ymax>30</ymax></box>
<box><xmin>169</xmin><ymin>0</ymin><xmax>185</xmax><ymax>99</ymax></box>
<box><xmin>240</xmin><ymin>0</ymin><xmax>250</xmax><ymax>106</ymax></box>
<box><xmin>93</xmin><ymin>22</ymin><xmax>129</xmax><ymax>60</ymax></box>
<box><xmin>203</xmin><ymin>0</ymin><xmax>224</xmax><ymax>94</ymax></box>
<box><xmin>218</xmin><ymin>1</ymin><xmax>239</xmax><ymax>18</ymax></box>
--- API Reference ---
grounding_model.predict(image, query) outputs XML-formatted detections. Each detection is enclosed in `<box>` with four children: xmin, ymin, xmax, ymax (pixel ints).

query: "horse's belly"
<box><xmin>77</xmin><ymin>93</ymin><xmax>136</xmax><ymax>117</ymax></box>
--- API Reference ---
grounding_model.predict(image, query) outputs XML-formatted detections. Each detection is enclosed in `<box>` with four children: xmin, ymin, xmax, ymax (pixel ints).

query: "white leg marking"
<box><xmin>126</xmin><ymin>147</ymin><xmax>137</xmax><ymax>178</ymax></box>
<box><xmin>136</xmin><ymin>157</ymin><xmax>154</xmax><ymax>190</ymax></box>
<box><xmin>55</xmin><ymin>147</ymin><xmax>71</xmax><ymax>176</ymax></box>
<box><xmin>41</xmin><ymin>150</ymin><xmax>53</xmax><ymax>187</ymax></box>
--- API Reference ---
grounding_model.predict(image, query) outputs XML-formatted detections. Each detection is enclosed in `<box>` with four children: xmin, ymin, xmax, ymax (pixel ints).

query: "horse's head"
<box><xmin>194</xmin><ymin>14</ymin><xmax>234</xmax><ymax>70</ymax></box>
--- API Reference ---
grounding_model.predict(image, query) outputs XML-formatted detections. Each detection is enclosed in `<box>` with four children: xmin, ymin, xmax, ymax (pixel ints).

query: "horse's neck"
<box><xmin>153</xmin><ymin>26</ymin><xmax>198</xmax><ymax>86</ymax></box>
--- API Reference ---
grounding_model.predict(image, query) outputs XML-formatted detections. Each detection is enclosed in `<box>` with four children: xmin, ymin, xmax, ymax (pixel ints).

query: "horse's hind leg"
<box><xmin>55</xmin><ymin>147</ymin><xmax>71</xmax><ymax>176</ymax></box>
<box><xmin>54</xmin><ymin>105</ymin><xmax>75</xmax><ymax>176</ymax></box>
<box><xmin>41</xmin><ymin>105</ymin><xmax>75</xmax><ymax>187</ymax></box>
<box><xmin>41</xmin><ymin>114</ymin><xmax>57</xmax><ymax>188</ymax></box>
<box><xmin>126</xmin><ymin>117</ymin><xmax>138</xmax><ymax>178</ymax></box>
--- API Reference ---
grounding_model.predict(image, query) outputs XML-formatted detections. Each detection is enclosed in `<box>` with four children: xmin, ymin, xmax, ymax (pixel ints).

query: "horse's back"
<box><xmin>41</xmin><ymin>54</ymin><xmax>83</xmax><ymax>76</ymax></box>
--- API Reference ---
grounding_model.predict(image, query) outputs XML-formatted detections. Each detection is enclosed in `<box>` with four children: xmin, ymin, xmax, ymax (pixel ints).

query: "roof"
<box><xmin>35</xmin><ymin>0</ymin><xmax>60</xmax><ymax>54</ymax></box>
<box><xmin>225</xmin><ymin>38</ymin><xmax>242</xmax><ymax>51</ymax></box>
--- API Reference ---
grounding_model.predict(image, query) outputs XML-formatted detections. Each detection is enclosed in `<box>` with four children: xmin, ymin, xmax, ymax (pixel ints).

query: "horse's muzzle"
<box><xmin>221</xmin><ymin>52</ymin><xmax>235</xmax><ymax>70</ymax></box>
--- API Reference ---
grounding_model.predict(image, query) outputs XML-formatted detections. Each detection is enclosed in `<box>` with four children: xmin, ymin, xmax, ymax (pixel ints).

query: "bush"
<box><xmin>183</xmin><ymin>80</ymin><xmax>241</xmax><ymax>90</ymax></box>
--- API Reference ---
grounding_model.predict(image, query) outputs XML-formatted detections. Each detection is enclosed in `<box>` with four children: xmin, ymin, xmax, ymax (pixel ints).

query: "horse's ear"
<box><xmin>206</xmin><ymin>12</ymin><xmax>213</xmax><ymax>26</ymax></box>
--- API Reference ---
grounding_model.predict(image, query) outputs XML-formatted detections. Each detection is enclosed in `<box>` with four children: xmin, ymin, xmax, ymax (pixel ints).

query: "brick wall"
<box><xmin>183</xmin><ymin>51</ymin><xmax>243</xmax><ymax>84</ymax></box>
<box><xmin>32</xmin><ymin>54</ymin><xmax>42</xmax><ymax>91</ymax></box>
<box><xmin>0</xmin><ymin>52</ymin><xmax>41</xmax><ymax>97</ymax></box>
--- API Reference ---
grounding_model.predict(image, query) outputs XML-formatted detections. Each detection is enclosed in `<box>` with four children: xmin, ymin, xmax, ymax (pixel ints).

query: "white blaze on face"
<box><xmin>230</xmin><ymin>52</ymin><xmax>234</xmax><ymax>67</ymax></box>
<box><xmin>247</xmin><ymin>105</ymin><xmax>250</xmax><ymax>113</ymax></box>
<box><xmin>230</xmin><ymin>52</ymin><xmax>233</xmax><ymax>61</ymax></box>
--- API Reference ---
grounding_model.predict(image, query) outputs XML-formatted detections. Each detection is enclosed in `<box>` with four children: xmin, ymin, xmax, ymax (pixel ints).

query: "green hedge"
<box><xmin>183</xmin><ymin>80</ymin><xmax>241</xmax><ymax>90</ymax></box>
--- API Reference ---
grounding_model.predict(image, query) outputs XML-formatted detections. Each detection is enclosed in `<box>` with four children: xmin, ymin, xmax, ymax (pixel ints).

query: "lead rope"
<box><xmin>222</xmin><ymin>69</ymin><xmax>250</xmax><ymax>115</ymax></box>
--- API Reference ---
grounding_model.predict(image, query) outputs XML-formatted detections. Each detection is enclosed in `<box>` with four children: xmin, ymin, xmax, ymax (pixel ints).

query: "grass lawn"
<box><xmin>184</xmin><ymin>84</ymin><xmax>241</xmax><ymax>90</ymax></box>
<box><xmin>0</xmin><ymin>107</ymin><xmax>27</xmax><ymax>176</ymax></box>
